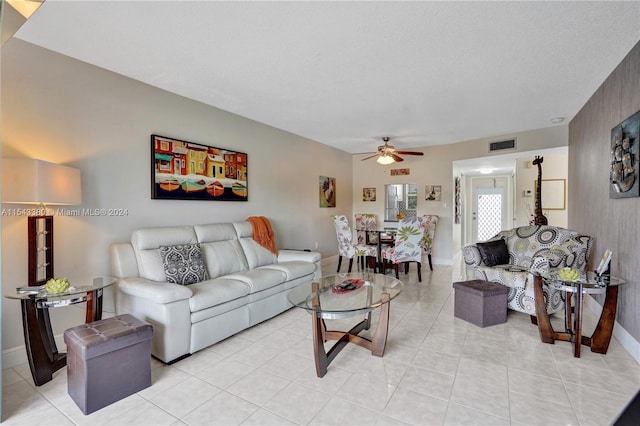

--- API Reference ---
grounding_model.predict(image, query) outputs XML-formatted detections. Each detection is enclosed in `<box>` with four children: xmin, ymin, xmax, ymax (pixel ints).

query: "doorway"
<box><xmin>469</xmin><ymin>176</ymin><xmax>513</xmax><ymax>243</ymax></box>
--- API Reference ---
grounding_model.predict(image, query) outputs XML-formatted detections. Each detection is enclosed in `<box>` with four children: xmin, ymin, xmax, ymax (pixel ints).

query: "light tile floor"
<box><xmin>3</xmin><ymin>261</ymin><xmax>639</xmax><ymax>425</ymax></box>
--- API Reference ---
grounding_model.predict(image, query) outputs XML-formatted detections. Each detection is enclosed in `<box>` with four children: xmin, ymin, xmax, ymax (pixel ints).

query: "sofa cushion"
<box><xmin>188</xmin><ymin>278</ymin><xmax>250</xmax><ymax>313</ymax></box>
<box><xmin>224</xmin><ymin>268</ymin><xmax>287</xmax><ymax>293</ymax></box>
<box><xmin>132</xmin><ymin>226</ymin><xmax>199</xmax><ymax>281</ymax></box>
<box><xmin>476</xmin><ymin>239</ymin><xmax>509</xmax><ymax>266</ymax></box>
<box><xmin>234</xmin><ymin>221</ymin><xmax>278</xmax><ymax>269</ymax></box>
<box><xmin>160</xmin><ymin>244</ymin><xmax>207</xmax><ymax>285</ymax></box>
<box><xmin>260</xmin><ymin>261</ymin><xmax>315</xmax><ymax>281</ymax></box>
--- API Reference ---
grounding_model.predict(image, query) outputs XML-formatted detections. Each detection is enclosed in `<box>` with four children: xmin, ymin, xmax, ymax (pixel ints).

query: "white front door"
<box><xmin>471</xmin><ymin>176</ymin><xmax>511</xmax><ymax>242</ymax></box>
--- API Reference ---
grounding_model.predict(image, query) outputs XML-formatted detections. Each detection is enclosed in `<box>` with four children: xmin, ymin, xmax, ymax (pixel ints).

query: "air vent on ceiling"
<box><xmin>489</xmin><ymin>138</ymin><xmax>516</xmax><ymax>152</ymax></box>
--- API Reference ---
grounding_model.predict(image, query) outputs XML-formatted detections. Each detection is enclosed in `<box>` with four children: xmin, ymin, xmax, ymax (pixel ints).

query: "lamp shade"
<box><xmin>376</xmin><ymin>154</ymin><xmax>395</xmax><ymax>165</ymax></box>
<box><xmin>2</xmin><ymin>158</ymin><xmax>82</xmax><ymax>205</ymax></box>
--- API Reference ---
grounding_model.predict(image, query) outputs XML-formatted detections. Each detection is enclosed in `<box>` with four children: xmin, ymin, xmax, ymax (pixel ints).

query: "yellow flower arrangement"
<box><xmin>396</xmin><ymin>212</ymin><xmax>406</xmax><ymax>220</ymax></box>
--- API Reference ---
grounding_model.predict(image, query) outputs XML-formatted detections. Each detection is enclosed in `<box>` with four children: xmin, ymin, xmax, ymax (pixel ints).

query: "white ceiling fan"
<box><xmin>361</xmin><ymin>137</ymin><xmax>424</xmax><ymax>164</ymax></box>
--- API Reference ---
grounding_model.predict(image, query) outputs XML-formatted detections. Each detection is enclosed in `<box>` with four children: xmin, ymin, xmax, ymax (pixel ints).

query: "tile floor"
<box><xmin>3</xmin><ymin>261</ymin><xmax>639</xmax><ymax>425</ymax></box>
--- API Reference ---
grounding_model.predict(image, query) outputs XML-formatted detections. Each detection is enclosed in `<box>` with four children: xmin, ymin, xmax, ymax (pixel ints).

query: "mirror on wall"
<box><xmin>385</xmin><ymin>183</ymin><xmax>417</xmax><ymax>221</ymax></box>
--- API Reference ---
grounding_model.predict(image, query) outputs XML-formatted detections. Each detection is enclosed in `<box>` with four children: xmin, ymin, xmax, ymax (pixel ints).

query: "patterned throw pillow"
<box><xmin>159</xmin><ymin>244</ymin><xmax>207</xmax><ymax>285</ymax></box>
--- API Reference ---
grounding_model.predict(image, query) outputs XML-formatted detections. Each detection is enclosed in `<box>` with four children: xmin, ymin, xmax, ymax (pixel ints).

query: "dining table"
<box><xmin>357</xmin><ymin>228</ymin><xmax>397</xmax><ymax>271</ymax></box>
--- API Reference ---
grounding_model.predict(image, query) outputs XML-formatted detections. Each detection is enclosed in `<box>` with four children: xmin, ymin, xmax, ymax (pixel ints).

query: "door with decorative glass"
<box><xmin>471</xmin><ymin>176</ymin><xmax>511</xmax><ymax>242</ymax></box>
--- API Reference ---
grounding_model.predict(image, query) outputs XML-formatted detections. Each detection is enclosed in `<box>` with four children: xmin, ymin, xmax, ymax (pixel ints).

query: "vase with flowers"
<box><xmin>396</xmin><ymin>212</ymin><xmax>405</xmax><ymax>220</ymax></box>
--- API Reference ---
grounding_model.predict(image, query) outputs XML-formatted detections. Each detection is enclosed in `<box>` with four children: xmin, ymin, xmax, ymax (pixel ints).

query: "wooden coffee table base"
<box><xmin>312</xmin><ymin>292</ymin><xmax>390</xmax><ymax>377</ymax></box>
<box><xmin>533</xmin><ymin>275</ymin><xmax>619</xmax><ymax>357</ymax></box>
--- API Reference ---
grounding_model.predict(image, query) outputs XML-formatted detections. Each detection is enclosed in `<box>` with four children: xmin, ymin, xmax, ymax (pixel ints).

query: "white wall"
<box><xmin>1</xmin><ymin>39</ymin><xmax>353</xmax><ymax>354</ymax></box>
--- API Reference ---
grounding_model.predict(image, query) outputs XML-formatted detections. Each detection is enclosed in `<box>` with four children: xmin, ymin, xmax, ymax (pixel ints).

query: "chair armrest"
<box><xmin>531</xmin><ymin>250</ymin><xmax>564</xmax><ymax>275</ymax></box>
<box><xmin>531</xmin><ymin>235</ymin><xmax>592</xmax><ymax>275</ymax></box>
<box><xmin>117</xmin><ymin>277</ymin><xmax>192</xmax><ymax>304</ymax></box>
<box><xmin>462</xmin><ymin>245</ymin><xmax>484</xmax><ymax>267</ymax></box>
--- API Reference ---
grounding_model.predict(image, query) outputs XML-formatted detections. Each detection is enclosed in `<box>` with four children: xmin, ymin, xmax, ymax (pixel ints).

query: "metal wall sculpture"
<box><xmin>610</xmin><ymin>110</ymin><xmax>639</xmax><ymax>198</ymax></box>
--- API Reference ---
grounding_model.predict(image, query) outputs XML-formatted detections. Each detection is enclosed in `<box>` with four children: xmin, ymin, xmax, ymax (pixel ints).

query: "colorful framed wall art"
<box><xmin>151</xmin><ymin>134</ymin><xmax>248</xmax><ymax>201</ymax></box>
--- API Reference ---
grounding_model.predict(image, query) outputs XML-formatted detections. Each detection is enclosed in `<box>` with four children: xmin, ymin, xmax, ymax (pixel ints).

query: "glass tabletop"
<box><xmin>287</xmin><ymin>272</ymin><xmax>403</xmax><ymax>319</ymax></box>
<box><xmin>5</xmin><ymin>277</ymin><xmax>117</xmax><ymax>301</ymax></box>
<box><xmin>542</xmin><ymin>271</ymin><xmax>625</xmax><ymax>294</ymax></box>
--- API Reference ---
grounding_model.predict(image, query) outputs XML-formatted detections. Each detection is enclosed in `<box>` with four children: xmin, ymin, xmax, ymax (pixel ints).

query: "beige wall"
<box><xmin>353</xmin><ymin>126</ymin><xmax>569</xmax><ymax>263</ymax></box>
<box><xmin>569</xmin><ymin>41</ymin><xmax>640</xmax><ymax>346</ymax></box>
<box><xmin>515</xmin><ymin>151</ymin><xmax>569</xmax><ymax>228</ymax></box>
<box><xmin>1</xmin><ymin>39</ymin><xmax>352</xmax><ymax>353</ymax></box>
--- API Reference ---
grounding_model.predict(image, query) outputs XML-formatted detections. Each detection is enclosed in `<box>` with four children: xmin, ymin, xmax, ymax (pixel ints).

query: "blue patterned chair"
<box><xmin>381</xmin><ymin>216</ymin><xmax>426</xmax><ymax>282</ymax></box>
<box><xmin>331</xmin><ymin>215</ymin><xmax>378</xmax><ymax>273</ymax></box>
<box><xmin>462</xmin><ymin>225</ymin><xmax>592</xmax><ymax>317</ymax></box>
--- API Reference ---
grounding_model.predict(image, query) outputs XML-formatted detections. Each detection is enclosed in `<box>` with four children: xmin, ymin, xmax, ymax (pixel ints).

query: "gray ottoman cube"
<box><xmin>64</xmin><ymin>314</ymin><xmax>153</xmax><ymax>414</ymax></box>
<box><xmin>452</xmin><ymin>280</ymin><xmax>509</xmax><ymax>327</ymax></box>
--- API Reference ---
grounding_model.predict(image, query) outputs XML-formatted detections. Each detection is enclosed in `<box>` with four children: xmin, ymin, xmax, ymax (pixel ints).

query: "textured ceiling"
<box><xmin>14</xmin><ymin>1</ymin><xmax>640</xmax><ymax>154</ymax></box>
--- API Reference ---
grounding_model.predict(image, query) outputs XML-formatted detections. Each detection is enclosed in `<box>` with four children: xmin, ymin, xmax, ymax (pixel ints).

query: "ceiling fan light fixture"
<box><xmin>376</xmin><ymin>154</ymin><xmax>395</xmax><ymax>165</ymax></box>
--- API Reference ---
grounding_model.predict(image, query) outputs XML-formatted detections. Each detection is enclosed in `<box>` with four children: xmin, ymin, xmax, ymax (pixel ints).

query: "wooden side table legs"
<box><xmin>21</xmin><ymin>289</ymin><xmax>104</xmax><ymax>386</ymax></box>
<box><xmin>311</xmin><ymin>287</ymin><xmax>391</xmax><ymax>377</ymax></box>
<box><xmin>585</xmin><ymin>285</ymin><xmax>619</xmax><ymax>354</ymax></box>
<box><xmin>533</xmin><ymin>275</ymin><xmax>619</xmax><ymax>357</ymax></box>
<box><xmin>21</xmin><ymin>299</ymin><xmax>66</xmax><ymax>386</ymax></box>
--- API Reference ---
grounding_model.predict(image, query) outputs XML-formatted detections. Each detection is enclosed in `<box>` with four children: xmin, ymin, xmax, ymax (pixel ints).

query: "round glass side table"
<box><xmin>5</xmin><ymin>277</ymin><xmax>116</xmax><ymax>386</ymax></box>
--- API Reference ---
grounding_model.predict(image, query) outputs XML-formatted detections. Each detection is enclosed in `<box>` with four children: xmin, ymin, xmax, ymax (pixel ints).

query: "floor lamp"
<box><xmin>1</xmin><ymin>158</ymin><xmax>82</xmax><ymax>285</ymax></box>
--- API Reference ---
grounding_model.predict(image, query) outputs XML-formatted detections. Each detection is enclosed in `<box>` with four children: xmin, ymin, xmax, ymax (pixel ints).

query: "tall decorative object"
<box><xmin>1</xmin><ymin>159</ymin><xmax>82</xmax><ymax>285</ymax></box>
<box><xmin>610</xmin><ymin>110</ymin><xmax>639</xmax><ymax>198</ymax></box>
<box><xmin>532</xmin><ymin>156</ymin><xmax>548</xmax><ymax>225</ymax></box>
<box><xmin>454</xmin><ymin>177</ymin><xmax>461</xmax><ymax>224</ymax></box>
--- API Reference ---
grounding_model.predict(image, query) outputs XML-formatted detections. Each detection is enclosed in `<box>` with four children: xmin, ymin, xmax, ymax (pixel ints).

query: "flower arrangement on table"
<box><xmin>396</xmin><ymin>212</ymin><xmax>406</xmax><ymax>220</ymax></box>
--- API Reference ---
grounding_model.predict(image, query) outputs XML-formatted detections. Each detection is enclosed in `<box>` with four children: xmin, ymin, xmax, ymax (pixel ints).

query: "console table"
<box><xmin>5</xmin><ymin>277</ymin><xmax>116</xmax><ymax>386</ymax></box>
<box><xmin>533</xmin><ymin>271</ymin><xmax>624</xmax><ymax>357</ymax></box>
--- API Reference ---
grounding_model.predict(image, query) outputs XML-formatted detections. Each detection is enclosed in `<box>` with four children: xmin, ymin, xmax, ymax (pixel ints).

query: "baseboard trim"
<box><xmin>585</xmin><ymin>295</ymin><xmax>640</xmax><ymax>363</ymax></box>
<box><xmin>3</xmin><ymin>334</ymin><xmax>66</xmax><ymax>370</ymax></box>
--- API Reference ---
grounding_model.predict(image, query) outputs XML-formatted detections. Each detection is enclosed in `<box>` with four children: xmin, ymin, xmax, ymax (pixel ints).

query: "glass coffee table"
<box><xmin>533</xmin><ymin>271</ymin><xmax>625</xmax><ymax>357</ymax></box>
<box><xmin>288</xmin><ymin>272</ymin><xmax>403</xmax><ymax>377</ymax></box>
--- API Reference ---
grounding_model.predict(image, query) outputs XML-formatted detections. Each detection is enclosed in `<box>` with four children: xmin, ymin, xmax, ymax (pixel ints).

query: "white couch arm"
<box><xmin>278</xmin><ymin>249</ymin><xmax>322</xmax><ymax>280</ymax></box>
<box><xmin>115</xmin><ymin>277</ymin><xmax>193</xmax><ymax>363</ymax></box>
<box><xmin>278</xmin><ymin>249</ymin><xmax>321</xmax><ymax>263</ymax></box>
<box><xmin>117</xmin><ymin>277</ymin><xmax>192</xmax><ymax>304</ymax></box>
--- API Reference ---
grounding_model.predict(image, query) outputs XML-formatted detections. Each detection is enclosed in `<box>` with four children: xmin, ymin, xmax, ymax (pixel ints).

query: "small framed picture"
<box><xmin>425</xmin><ymin>185</ymin><xmax>442</xmax><ymax>201</ymax></box>
<box><xmin>319</xmin><ymin>176</ymin><xmax>336</xmax><ymax>207</ymax></box>
<box><xmin>363</xmin><ymin>187</ymin><xmax>376</xmax><ymax>201</ymax></box>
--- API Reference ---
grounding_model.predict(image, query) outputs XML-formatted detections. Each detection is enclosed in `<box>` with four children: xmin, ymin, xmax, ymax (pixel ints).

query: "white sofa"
<box><xmin>110</xmin><ymin>221</ymin><xmax>321</xmax><ymax>363</ymax></box>
<box><xmin>462</xmin><ymin>225</ymin><xmax>592</xmax><ymax>316</ymax></box>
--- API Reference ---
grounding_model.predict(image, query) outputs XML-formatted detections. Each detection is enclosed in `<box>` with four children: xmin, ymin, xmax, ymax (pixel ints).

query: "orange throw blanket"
<box><xmin>246</xmin><ymin>216</ymin><xmax>278</xmax><ymax>255</ymax></box>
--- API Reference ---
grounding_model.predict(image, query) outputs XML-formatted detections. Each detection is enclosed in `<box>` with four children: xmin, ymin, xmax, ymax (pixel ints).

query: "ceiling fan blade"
<box><xmin>395</xmin><ymin>151</ymin><xmax>424</xmax><ymax>156</ymax></box>
<box><xmin>390</xmin><ymin>153</ymin><xmax>404</xmax><ymax>162</ymax></box>
<box><xmin>361</xmin><ymin>153</ymin><xmax>380</xmax><ymax>161</ymax></box>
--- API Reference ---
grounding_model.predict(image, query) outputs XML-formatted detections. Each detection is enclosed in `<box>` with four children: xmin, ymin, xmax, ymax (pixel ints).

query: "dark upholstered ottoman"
<box><xmin>452</xmin><ymin>280</ymin><xmax>509</xmax><ymax>327</ymax></box>
<box><xmin>63</xmin><ymin>314</ymin><xmax>152</xmax><ymax>414</ymax></box>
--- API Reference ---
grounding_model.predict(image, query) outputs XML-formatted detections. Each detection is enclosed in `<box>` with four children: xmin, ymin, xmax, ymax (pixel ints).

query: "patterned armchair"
<box><xmin>331</xmin><ymin>215</ymin><xmax>378</xmax><ymax>273</ymax></box>
<box><xmin>420</xmin><ymin>215</ymin><xmax>439</xmax><ymax>271</ymax></box>
<box><xmin>381</xmin><ymin>216</ymin><xmax>426</xmax><ymax>282</ymax></box>
<box><xmin>462</xmin><ymin>225</ymin><xmax>592</xmax><ymax>316</ymax></box>
<box><xmin>354</xmin><ymin>213</ymin><xmax>378</xmax><ymax>245</ymax></box>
